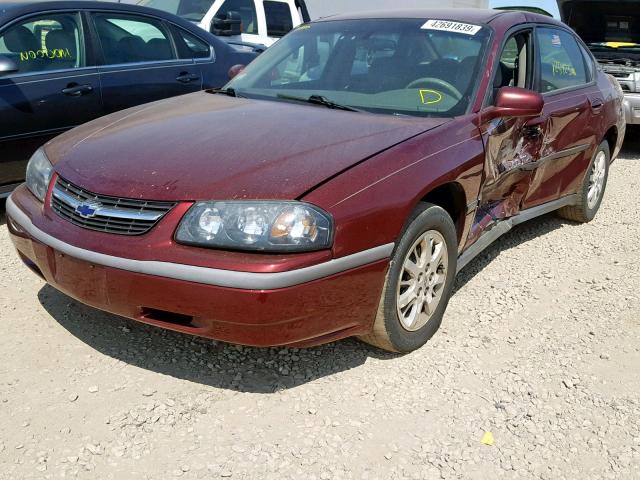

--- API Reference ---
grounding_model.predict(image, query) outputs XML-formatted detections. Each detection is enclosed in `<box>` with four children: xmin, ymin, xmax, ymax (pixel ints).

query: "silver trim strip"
<box><xmin>457</xmin><ymin>194</ymin><xmax>577</xmax><ymax>273</ymax></box>
<box><xmin>6</xmin><ymin>196</ymin><xmax>393</xmax><ymax>290</ymax></box>
<box><xmin>518</xmin><ymin>144</ymin><xmax>590</xmax><ymax>172</ymax></box>
<box><xmin>52</xmin><ymin>187</ymin><xmax>165</xmax><ymax>221</ymax></box>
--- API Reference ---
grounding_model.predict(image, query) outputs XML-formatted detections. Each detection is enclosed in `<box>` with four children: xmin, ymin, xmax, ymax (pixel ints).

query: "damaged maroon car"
<box><xmin>7</xmin><ymin>9</ymin><xmax>625</xmax><ymax>352</ymax></box>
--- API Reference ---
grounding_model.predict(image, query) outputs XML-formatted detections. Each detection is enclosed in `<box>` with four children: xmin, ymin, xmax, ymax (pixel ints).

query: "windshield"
<box><xmin>138</xmin><ymin>0</ymin><xmax>214</xmax><ymax>22</ymax></box>
<box><xmin>227</xmin><ymin>18</ymin><xmax>491</xmax><ymax>118</ymax></box>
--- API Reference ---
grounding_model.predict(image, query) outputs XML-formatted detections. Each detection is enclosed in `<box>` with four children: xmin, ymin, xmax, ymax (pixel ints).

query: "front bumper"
<box><xmin>623</xmin><ymin>93</ymin><xmax>640</xmax><ymax>125</ymax></box>
<box><xmin>6</xmin><ymin>191</ymin><xmax>391</xmax><ymax>348</ymax></box>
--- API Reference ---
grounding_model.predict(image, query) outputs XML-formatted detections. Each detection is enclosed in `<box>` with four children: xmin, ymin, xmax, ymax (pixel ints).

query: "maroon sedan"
<box><xmin>7</xmin><ymin>9</ymin><xmax>625</xmax><ymax>352</ymax></box>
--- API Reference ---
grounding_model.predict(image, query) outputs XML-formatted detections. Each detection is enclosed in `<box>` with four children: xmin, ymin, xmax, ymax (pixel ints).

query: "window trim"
<box><xmin>532</xmin><ymin>24</ymin><xmax>597</xmax><ymax>98</ymax></box>
<box><xmin>0</xmin><ymin>9</ymin><xmax>89</xmax><ymax>79</ymax></box>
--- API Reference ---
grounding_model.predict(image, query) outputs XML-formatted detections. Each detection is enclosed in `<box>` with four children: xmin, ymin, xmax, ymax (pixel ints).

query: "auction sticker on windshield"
<box><xmin>421</xmin><ymin>19</ymin><xmax>481</xmax><ymax>35</ymax></box>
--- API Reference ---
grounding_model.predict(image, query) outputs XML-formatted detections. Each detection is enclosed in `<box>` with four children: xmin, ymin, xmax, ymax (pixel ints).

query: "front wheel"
<box><xmin>358</xmin><ymin>203</ymin><xmax>458</xmax><ymax>353</ymax></box>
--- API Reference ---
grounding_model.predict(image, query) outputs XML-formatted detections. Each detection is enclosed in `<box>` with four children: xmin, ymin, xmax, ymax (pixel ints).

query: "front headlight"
<box><xmin>25</xmin><ymin>148</ymin><xmax>53</xmax><ymax>202</ymax></box>
<box><xmin>175</xmin><ymin>201</ymin><xmax>333</xmax><ymax>252</ymax></box>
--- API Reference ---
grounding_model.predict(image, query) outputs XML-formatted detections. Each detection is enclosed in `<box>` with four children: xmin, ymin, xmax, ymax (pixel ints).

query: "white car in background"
<box><xmin>139</xmin><ymin>0</ymin><xmax>310</xmax><ymax>47</ymax></box>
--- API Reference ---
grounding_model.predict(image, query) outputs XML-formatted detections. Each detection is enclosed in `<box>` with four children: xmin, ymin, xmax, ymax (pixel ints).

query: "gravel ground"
<box><xmin>1</xmin><ymin>131</ymin><xmax>639</xmax><ymax>480</ymax></box>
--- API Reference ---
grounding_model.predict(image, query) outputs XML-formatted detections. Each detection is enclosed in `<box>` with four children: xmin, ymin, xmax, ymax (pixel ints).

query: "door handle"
<box><xmin>62</xmin><ymin>84</ymin><xmax>93</xmax><ymax>97</ymax></box>
<box><xmin>176</xmin><ymin>73</ymin><xmax>200</xmax><ymax>84</ymax></box>
<box><xmin>591</xmin><ymin>99</ymin><xmax>604</xmax><ymax>113</ymax></box>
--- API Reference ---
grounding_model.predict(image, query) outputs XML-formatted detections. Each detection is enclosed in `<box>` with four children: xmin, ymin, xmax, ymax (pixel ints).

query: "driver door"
<box><xmin>468</xmin><ymin>28</ymin><xmax>543</xmax><ymax>246</ymax></box>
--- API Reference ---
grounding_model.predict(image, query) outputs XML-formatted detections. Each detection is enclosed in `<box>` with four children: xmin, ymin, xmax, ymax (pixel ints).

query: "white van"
<box><xmin>139</xmin><ymin>0</ymin><xmax>310</xmax><ymax>47</ymax></box>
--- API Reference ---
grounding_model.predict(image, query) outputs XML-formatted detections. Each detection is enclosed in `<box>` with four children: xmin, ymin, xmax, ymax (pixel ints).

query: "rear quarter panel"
<box><xmin>303</xmin><ymin>116</ymin><xmax>485</xmax><ymax>258</ymax></box>
<box><xmin>599</xmin><ymin>70</ymin><xmax>626</xmax><ymax>160</ymax></box>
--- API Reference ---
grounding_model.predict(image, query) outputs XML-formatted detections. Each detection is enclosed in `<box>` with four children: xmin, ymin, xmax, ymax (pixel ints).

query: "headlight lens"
<box><xmin>176</xmin><ymin>201</ymin><xmax>333</xmax><ymax>252</ymax></box>
<box><xmin>25</xmin><ymin>148</ymin><xmax>53</xmax><ymax>202</ymax></box>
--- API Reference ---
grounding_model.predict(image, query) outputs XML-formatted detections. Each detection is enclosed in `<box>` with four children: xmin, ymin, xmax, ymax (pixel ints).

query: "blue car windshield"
<box><xmin>228</xmin><ymin>18</ymin><xmax>491</xmax><ymax>117</ymax></box>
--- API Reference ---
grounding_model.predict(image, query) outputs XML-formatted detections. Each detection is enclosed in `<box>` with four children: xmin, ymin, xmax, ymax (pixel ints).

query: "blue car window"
<box><xmin>93</xmin><ymin>14</ymin><xmax>176</xmax><ymax>65</ymax></box>
<box><xmin>174</xmin><ymin>28</ymin><xmax>211</xmax><ymax>60</ymax></box>
<box><xmin>0</xmin><ymin>13</ymin><xmax>84</xmax><ymax>75</ymax></box>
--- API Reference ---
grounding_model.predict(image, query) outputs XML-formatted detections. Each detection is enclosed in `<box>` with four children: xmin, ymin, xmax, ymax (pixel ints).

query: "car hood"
<box><xmin>48</xmin><ymin>92</ymin><xmax>448</xmax><ymax>202</ymax></box>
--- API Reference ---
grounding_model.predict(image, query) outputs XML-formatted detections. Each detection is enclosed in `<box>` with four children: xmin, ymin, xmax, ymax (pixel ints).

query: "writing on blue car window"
<box><xmin>0</xmin><ymin>13</ymin><xmax>83</xmax><ymax>74</ymax></box>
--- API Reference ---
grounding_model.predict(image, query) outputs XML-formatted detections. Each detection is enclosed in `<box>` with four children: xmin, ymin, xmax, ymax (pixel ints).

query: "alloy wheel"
<box><xmin>587</xmin><ymin>151</ymin><xmax>607</xmax><ymax>210</ymax></box>
<box><xmin>396</xmin><ymin>230</ymin><xmax>448</xmax><ymax>332</ymax></box>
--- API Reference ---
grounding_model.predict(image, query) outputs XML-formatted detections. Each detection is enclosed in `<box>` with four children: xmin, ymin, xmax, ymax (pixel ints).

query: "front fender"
<box><xmin>303</xmin><ymin>116</ymin><xmax>485</xmax><ymax>259</ymax></box>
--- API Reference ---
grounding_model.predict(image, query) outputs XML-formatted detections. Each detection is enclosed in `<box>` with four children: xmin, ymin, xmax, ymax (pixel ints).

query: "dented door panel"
<box><xmin>465</xmin><ymin>114</ymin><xmax>543</xmax><ymax>247</ymax></box>
<box><xmin>522</xmin><ymin>90</ymin><xmax>597</xmax><ymax>208</ymax></box>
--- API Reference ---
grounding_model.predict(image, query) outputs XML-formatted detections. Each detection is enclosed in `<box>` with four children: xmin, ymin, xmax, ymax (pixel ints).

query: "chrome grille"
<box><xmin>51</xmin><ymin>177</ymin><xmax>175</xmax><ymax>236</ymax></box>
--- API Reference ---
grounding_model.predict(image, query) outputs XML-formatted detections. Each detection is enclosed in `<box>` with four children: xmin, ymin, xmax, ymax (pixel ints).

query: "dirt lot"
<box><xmin>1</xmin><ymin>132</ymin><xmax>639</xmax><ymax>480</ymax></box>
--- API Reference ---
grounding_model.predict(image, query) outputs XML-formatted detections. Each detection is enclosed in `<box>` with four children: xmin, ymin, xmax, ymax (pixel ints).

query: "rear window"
<box><xmin>264</xmin><ymin>1</ymin><xmax>294</xmax><ymax>37</ymax></box>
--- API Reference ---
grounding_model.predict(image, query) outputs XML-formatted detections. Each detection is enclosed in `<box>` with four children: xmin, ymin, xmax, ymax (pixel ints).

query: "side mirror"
<box><xmin>211</xmin><ymin>11</ymin><xmax>242</xmax><ymax>37</ymax></box>
<box><xmin>484</xmin><ymin>87</ymin><xmax>544</xmax><ymax>121</ymax></box>
<box><xmin>228</xmin><ymin>64</ymin><xmax>246</xmax><ymax>80</ymax></box>
<box><xmin>0</xmin><ymin>56</ymin><xmax>18</xmax><ymax>76</ymax></box>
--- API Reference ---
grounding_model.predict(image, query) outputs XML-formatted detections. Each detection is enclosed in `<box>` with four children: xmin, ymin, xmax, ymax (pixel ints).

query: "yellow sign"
<box><xmin>19</xmin><ymin>48</ymin><xmax>72</xmax><ymax>62</ymax></box>
<box><xmin>605</xmin><ymin>42</ymin><xmax>637</xmax><ymax>48</ymax></box>
<box><xmin>552</xmin><ymin>60</ymin><xmax>576</xmax><ymax>77</ymax></box>
<box><xmin>419</xmin><ymin>89</ymin><xmax>443</xmax><ymax>105</ymax></box>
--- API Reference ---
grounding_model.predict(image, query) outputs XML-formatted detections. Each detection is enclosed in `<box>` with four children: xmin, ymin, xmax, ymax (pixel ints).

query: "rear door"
<box><xmin>0</xmin><ymin>11</ymin><xmax>101</xmax><ymax>186</ymax></box>
<box><xmin>89</xmin><ymin>12</ymin><xmax>202</xmax><ymax>115</ymax></box>
<box><xmin>521</xmin><ymin>26</ymin><xmax>601</xmax><ymax>208</ymax></box>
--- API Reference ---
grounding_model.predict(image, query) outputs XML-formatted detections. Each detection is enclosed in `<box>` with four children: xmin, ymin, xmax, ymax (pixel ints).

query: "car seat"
<box><xmin>45</xmin><ymin>29</ymin><xmax>78</xmax><ymax>69</ymax></box>
<box><xmin>3</xmin><ymin>25</ymin><xmax>41</xmax><ymax>73</ymax></box>
<box><xmin>145</xmin><ymin>38</ymin><xmax>172</xmax><ymax>61</ymax></box>
<box><xmin>116</xmin><ymin>36</ymin><xmax>147</xmax><ymax>63</ymax></box>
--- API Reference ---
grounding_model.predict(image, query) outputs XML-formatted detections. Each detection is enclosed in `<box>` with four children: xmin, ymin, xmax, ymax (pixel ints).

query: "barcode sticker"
<box><xmin>421</xmin><ymin>20</ymin><xmax>482</xmax><ymax>36</ymax></box>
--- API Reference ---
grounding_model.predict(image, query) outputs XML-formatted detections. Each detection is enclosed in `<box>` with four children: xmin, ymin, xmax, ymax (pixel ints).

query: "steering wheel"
<box><xmin>405</xmin><ymin>77</ymin><xmax>462</xmax><ymax>101</ymax></box>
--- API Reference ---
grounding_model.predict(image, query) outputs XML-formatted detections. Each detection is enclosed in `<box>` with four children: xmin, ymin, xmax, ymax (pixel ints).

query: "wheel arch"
<box><xmin>416</xmin><ymin>181</ymin><xmax>468</xmax><ymax>244</ymax></box>
<box><xmin>603</xmin><ymin>125</ymin><xmax>618</xmax><ymax>155</ymax></box>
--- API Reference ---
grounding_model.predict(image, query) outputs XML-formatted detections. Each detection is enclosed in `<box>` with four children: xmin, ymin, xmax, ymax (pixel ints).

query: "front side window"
<box><xmin>0</xmin><ymin>13</ymin><xmax>83</xmax><ymax>75</ymax></box>
<box><xmin>491</xmin><ymin>30</ymin><xmax>531</xmax><ymax>102</ymax></box>
<box><xmin>264</xmin><ymin>1</ymin><xmax>294</xmax><ymax>37</ymax></box>
<box><xmin>227</xmin><ymin>18</ymin><xmax>491</xmax><ymax>117</ymax></box>
<box><xmin>93</xmin><ymin>14</ymin><xmax>176</xmax><ymax>65</ymax></box>
<box><xmin>537</xmin><ymin>28</ymin><xmax>588</xmax><ymax>93</ymax></box>
<box><xmin>216</xmin><ymin>0</ymin><xmax>258</xmax><ymax>34</ymax></box>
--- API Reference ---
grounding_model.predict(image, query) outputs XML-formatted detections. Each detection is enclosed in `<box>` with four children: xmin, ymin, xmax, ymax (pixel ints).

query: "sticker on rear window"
<box><xmin>421</xmin><ymin>20</ymin><xmax>482</xmax><ymax>36</ymax></box>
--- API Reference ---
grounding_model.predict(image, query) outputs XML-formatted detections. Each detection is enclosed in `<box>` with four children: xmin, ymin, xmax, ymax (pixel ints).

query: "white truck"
<box><xmin>139</xmin><ymin>0</ymin><xmax>488</xmax><ymax>49</ymax></box>
<box><xmin>138</xmin><ymin>0</ymin><xmax>310</xmax><ymax>48</ymax></box>
<box><xmin>557</xmin><ymin>0</ymin><xmax>640</xmax><ymax>124</ymax></box>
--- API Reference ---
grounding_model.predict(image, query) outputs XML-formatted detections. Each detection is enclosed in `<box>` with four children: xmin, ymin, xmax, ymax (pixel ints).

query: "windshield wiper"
<box><xmin>276</xmin><ymin>93</ymin><xmax>363</xmax><ymax>112</ymax></box>
<box><xmin>208</xmin><ymin>87</ymin><xmax>245</xmax><ymax>98</ymax></box>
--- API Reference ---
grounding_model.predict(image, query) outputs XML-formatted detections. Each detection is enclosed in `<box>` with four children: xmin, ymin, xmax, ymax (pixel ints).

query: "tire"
<box><xmin>358</xmin><ymin>203</ymin><xmax>458</xmax><ymax>353</ymax></box>
<box><xmin>558</xmin><ymin>140</ymin><xmax>610</xmax><ymax>223</ymax></box>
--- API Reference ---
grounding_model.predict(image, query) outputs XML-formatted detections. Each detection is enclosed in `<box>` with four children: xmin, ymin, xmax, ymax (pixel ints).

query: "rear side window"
<box><xmin>173</xmin><ymin>28</ymin><xmax>211</xmax><ymax>59</ymax></box>
<box><xmin>92</xmin><ymin>14</ymin><xmax>176</xmax><ymax>65</ymax></box>
<box><xmin>536</xmin><ymin>27</ymin><xmax>587</xmax><ymax>93</ymax></box>
<box><xmin>0</xmin><ymin>13</ymin><xmax>84</xmax><ymax>74</ymax></box>
<box><xmin>264</xmin><ymin>1</ymin><xmax>294</xmax><ymax>37</ymax></box>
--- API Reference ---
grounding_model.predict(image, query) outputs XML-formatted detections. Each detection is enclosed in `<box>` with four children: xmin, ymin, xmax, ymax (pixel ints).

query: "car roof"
<box><xmin>315</xmin><ymin>8</ymin><xmax>566</xmax><ymax>28</ymax></box>
<box><xmin>0</xmin><ymin>1</ymin><xmax>189</xmax><ymax>23</ymax></box>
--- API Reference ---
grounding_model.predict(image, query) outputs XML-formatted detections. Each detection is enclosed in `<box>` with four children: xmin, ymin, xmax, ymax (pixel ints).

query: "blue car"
<box><xmin>0</xmin><ymin>1</ymin><xmax>258</xmax><ymax>197</ymax></box>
